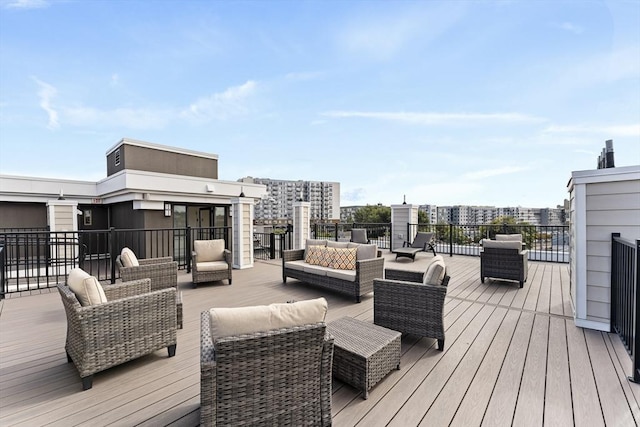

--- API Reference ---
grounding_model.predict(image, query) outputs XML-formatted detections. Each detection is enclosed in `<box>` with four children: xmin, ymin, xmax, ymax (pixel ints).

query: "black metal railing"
<box><xmin>407</xmin><ymin>223</ymin><xmax>569</xmax><ymax>263</ymax></box>
<box><xmin>0</xmin><ymin>226</ymin><xmax>230</xmax><ymax>297</ymax></box>
<box><xmin>311</xmin><ymin>223</ymin><xmax>392</xmax><ymax>249</ymax></box>
<box><xmin>610</xmin><ymin>233</ymin><xmax>640</xmax><ymax>382</ymax></box>
<box><xmin>253</xmin><ymin>230</ymin><xmax>292</xmax><ymax>260</ymax></box>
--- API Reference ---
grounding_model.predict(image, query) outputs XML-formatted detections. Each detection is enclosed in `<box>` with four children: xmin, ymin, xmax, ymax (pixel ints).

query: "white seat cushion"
<box><xmin>120</xmin><ymin>247</ymin><xmax>139</xmax><ymax>267</ymax></box>
<box><xmin>284</xmin><ymin>260</ymin><xmax>307</xmax><ymax>271</ymax></box>
<box><xmin>197</xmin><ymin>261</ymin><xmax>229</xmax><ymax>272</ymax></box>
<box><xmin>303</xmin><ymin>265</ymin><xmax>333</xmax><ymax>276</ymax></box>
<box><xmin>326</xmin><ymin>269</ymin><xmax>356</xmax><ymax>282</ymax></box>
<box><xmin>67</xmin><ymin>268</ymin><xmax>108</xmax><ymax>306</ymax></box>
<box><xmin>194</xmin><ymin>240</ymin><xmax>225</xmax><ymax>262</ymax></box>
<box><xmin>209</xmin><ymin>297</ymin><xmax>328</xmax><ymax>341</ymax></box>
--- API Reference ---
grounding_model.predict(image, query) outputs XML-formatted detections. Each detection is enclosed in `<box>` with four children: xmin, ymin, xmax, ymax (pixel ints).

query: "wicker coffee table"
<box><xmin>327</xmin><ymin>316</ymin><xmax>401</xmax><ymax>399</ymax></box>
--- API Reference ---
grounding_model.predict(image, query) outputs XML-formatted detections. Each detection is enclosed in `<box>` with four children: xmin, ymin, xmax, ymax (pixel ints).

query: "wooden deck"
<box><xmin>1</xmin><ymin>253</ymin><xmax>638</xmax><ymax>426</ymax></box>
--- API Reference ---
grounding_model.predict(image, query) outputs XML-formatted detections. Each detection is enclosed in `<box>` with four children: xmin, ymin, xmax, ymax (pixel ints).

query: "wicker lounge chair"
<box><xmin>373</xmin><ymin>256</ymin><xmax>450</xmax><ymax>350</ymax></box>
<box><xmin>200</xmin><ymin>300</ymin><xmax>334</xmax><ymax>426</ymax></box>
<box><xmin>480</xmin><ymin>239</ymin><xmax>528</xmax><ymax>288</ymax></box>
<box><xmin>350</xmin><ymin>228</ymin><xmax>370</xmax><ymax>244</ymax></box>
<box><xmin>116</xmin><ymin>248</ymin><xmax>183</xmax><ymax>328</ymax></box>
<box><xmin>392</xmin><ymin>231</ymin><xmax>437</xmax><ymax>261</ymax></box>
<box><xmin>192</xmin><ymin>239</ymin><xmax>232</xmax><ymax>287</ymax></box>
<box><xmin>58</xmin><ymin>276</ymin><xmax>177</xmax><ymax>390</ymax></box>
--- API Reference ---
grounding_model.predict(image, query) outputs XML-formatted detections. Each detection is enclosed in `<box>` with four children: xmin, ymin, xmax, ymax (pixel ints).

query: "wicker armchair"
<box><xmin>58</xmin><ymin>278</ymin><xmax>177</xmax><ymax>390</ymax></box>
<box><xmin>200</xmin><ymin>312</ymin><xmax>334</xmax><ymax>426</ymax></box>
<box><xmin>116</xmin><ymin>252</ymin><xmax>183</xmax><ymax>328</ymax></box>
<box><xmin>373</xmin><ymin>266</ymin><xmax>450</xmax><ymax>350</ymax></box>
<box><xmin>192</xmin><ymin>240</ymin><xmax>232</xmax><ymax>288</ymax></box>
<box><xmin>480</xmin><ymin>239</ymin><xmax>528</xmax><ymax>288</ymax></box>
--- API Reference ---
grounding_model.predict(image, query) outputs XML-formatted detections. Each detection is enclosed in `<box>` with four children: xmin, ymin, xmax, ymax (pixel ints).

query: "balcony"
<box><xmin>1</xmin><ymin>253</ymin><xmax>638</xmax><ymax>426</ymax></box>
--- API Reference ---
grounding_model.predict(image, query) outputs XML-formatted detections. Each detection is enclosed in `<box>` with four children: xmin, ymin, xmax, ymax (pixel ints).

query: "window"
<box><xmin>114</xmin><ymin>148</ymin><xmax>121</xmax><ymax>166</ymax></box>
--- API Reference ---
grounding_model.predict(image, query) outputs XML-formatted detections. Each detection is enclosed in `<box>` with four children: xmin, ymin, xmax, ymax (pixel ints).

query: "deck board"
<box><xmin>0</xmin><ymin>253</ymin><xmax>638</xmax><ymax>427</ymax></box>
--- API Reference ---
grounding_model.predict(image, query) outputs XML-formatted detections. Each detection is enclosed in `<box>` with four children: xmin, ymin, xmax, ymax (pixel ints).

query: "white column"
<box><xmin>391</xmin><ymin>204</ymin><xmax>418</xmax><ymax>251</ymax></box>
<box><xmin>46</xmin><ymin>199</ymin><xmax>80</xmax><ymax>274</ymax></box>
<box><xmin>293</xmin><ymin>201</ymin><xmax>311</xmax><ymax>250</ymax></box>
<box><xmin>231</xmin><ymin>197</ymin><xmax>254</xmax><ymax>269</ymax></box>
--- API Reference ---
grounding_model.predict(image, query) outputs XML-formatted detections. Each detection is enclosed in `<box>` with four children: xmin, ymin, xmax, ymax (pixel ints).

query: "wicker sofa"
<box><xmin>282</xmin><ymin>239</ymin><xmax>385</xmax><ymax>303</ymax></box>
<box><xmin>58</xmin><ymin>270</ymin><xmax>177</xmax><ymax>390</ymax></box>
<box><xmin>200</xmin><ymin>298</ymin><xmax>333</xmax><ymax>426</ymax></box>
<box><xmin>373</xmin><ymin>255</ymin><xmax>450</xmax><ymax>350</ymax></box>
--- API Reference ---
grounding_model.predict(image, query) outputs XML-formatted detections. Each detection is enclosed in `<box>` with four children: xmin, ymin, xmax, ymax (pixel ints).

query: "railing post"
<box><xmin>334</xmin><ymin>223</ymin><xmax>339</xmax><ymax>241</ymax></box>
<box><xmin>633</xmin><ymin>239</ymin><xmax>640</xmax><ymax>383</ymax></box>
<box><xmin>186</xmin><ymin>226</ymin><xmax>192</xmax><ymax>274</ymax></box>
<box><xmin>270</xmin><ymin>233</ymin><xmax>276</xmax><ymax>259</ymax></box>
<box><xmin>109</xmin><ymin>227</ymin><xmax>116</xmax><ymax>284</ymax></box>
<box><xmin>0</xmin><ymin>244</ymin><xmax>5</xmax><ymax>299</ymax></box>
<box><xmin>449</xmin><ymin>223</ymin><xmax>453</xmax><ymax>257</ymax></box>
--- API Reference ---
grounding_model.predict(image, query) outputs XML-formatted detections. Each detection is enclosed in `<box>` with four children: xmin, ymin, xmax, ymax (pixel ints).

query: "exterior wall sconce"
<box><xmin>164</xmin><ymin>202</ymin><xmax>172</xmax><ymax>217</ymax></box>
<box><xmin>239</xmin><ymin>186</ymin><xmax>245</xmax><ymax>197</ymax></box>
<box><xmin>206</xmin><ymin>184</ymin><xmax>215</xmax><ymax>192</ymax></box>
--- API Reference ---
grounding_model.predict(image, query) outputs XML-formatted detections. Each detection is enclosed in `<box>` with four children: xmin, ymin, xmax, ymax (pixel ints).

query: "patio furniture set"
<box><xmin>57</xmin><ymin>232</ymin><xmax>524</xmax><ymax>424</ymax></box>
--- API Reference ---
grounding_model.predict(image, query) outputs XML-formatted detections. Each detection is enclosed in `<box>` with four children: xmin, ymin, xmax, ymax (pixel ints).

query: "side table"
<box><xmin>327</xmin><ymin>316</ymin><xmax>401</xmax><ymax>399</ymax></box>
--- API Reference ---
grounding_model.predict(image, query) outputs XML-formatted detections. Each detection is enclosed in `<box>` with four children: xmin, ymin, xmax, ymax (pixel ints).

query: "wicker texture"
<box><xmin>192</xmin><ymin>249</ymin><xmax>233</xmax><ymax>287</ymax></box>
<box><xmin>200</xmin><ymin>312</ymin><xmax>334</xmax><ymax>426</ymax></box>
<box><xmin>480</xmin><ymin>247</ymin><xmax>529</xmax><ymax>288</ymax></box>
<box><xmin>327</xmin><ymin>316</ymin><xmax>401</xmax><ymax>399</ymax></box>
<box><xmin>116</xmin><ymin>255</ymin><xmax>183</xmax><ymax>328</ymax></box>
<box><xmin>57</xmin><ymin>278</ymin><xmax>177</xmax><ymax>390</ymax></box>
<box><xmin>373</xmin><ymin>268</ymin><xmax>450</xmax><ymax>350</ymax></box>
<box><xmin>282</xmin><ymin>249</ymin><xmax>384</xmax><ymax>303</ymax></box>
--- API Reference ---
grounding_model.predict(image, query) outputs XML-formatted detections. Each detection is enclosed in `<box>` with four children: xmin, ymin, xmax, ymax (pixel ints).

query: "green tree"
<box><xmin>479</xmin><ymin>216</ymin><xmax>536</xmax><ymax>247</ymax></box>
<box><xmin>418</xmin><ymin>210</ymin><xmax>429</xmax><ymax>224</ymax></box>
<box><xmin>354</xmin><ymin>205</ymin><xmax>391</xmax><ymax>223</ymax></box>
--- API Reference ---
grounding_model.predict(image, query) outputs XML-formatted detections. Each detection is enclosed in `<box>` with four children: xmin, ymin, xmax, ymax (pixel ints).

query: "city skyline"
<box><xmin>1</xmin><ymin>1</ymin><xmax>639</xmax><ymax>208</ymax></box>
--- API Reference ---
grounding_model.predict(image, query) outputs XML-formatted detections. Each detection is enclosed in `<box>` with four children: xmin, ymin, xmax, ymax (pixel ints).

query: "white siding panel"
<box><xmin>586</xmin><ymin>271</ymin><xmax>611</xmax><ymax>288</ymax></box>
<box><xmin>586</xmin><ymin>241</ymin><xmax>611</xmax><ymax>256</ymax></box>
<box><xmin>587</xmin><ymin>226</ymin><xmax>640</xmax><ymax>241</ymax></box>
<box><xmin>586</xmin><ymin>210</ymin><xmax>640</xmax><ymax>226</ymax></box>
<box><xmin>586</xmin><ymin>285</ymin><xmax>610</xmax><ymax>304</ymax></box>
<box><xmin>586</xmin><ymin>300</ymin><xmax>609</xmax><ymax>319</ymax></box>
<box><xmin>586</xmin><ymin>180</ymin><xmax>640</xmax><ymax>196</ymax></box>
<box><xmin>586</xmin><ymin>193</ymin><xmax>640</xmax><ymax>211</ymax></box>
<box><xmin>586</xmin><ymin>254</ymin><xmax>610</xmax><ymax>273</ymax></box>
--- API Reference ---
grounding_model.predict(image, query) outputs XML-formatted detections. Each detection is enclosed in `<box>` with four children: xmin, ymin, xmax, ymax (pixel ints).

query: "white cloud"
<box><xmin>62</xmin><ymin>106</ymin><xmax>172</xmax><ymax>129</ymax></box>
<box><xmin>4</xmin><ymin>0</ymin><xmax>48</xmax><ymax>9</ymax></box>
<box><xmin>181</xmin><ymin>80</ymin><xmax>257</xmax><ymax>122</ymax></box>
<box><xmin>338</xmin><ymin>2</ymin><xmax>467</xmax><ymax>60</ymax></box>
<box><xmin>285</xmin><ymin>71</ymin><xmax>324</xmax><ymax>81</ymax></box>
<box><xmin>322</xmin><ymin>111</ymin><xmax>546</xmax><ymax>125</ymax></box>
<box><xmin>552</xmin><ymin>22</ymin><xmax>584</xmax><ymax>35</ymax></box>
<box><xmin>32</xmin><ymin>77</ymin><xmax>59</xmax><ymax>129</ymax></box>
<box><xmin>462</xmin><ymin>166</ymin><xmax>530</xmax><ymax>181</ymax></box>
<box><xmin>110</xmin><ymin>73</ymin><xmax>119</xmax><ymax>87</ymax></box>
<box><xmin>544</xmin><ymin>124</ymin><xmax>640</xmax><ymax>137</ymax></box>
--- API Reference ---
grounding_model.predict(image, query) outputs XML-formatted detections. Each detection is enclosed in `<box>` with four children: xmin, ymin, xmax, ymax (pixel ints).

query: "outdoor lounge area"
<box><xmin>1</xmin><ymin>252</ymin><xmax>639</xmax><ymax>426</ymax></box>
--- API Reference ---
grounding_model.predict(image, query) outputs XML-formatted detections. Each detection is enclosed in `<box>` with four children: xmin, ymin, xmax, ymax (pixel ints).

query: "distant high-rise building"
<box><xmin>239</xmin><ymin>177</ymin><xmax>340</xmax><ymax>224</ymax></box>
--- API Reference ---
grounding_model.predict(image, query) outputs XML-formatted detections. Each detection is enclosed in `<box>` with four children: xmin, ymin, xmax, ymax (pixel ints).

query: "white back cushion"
<box><xmin>67</xmin><ymin>268</ymin><xmax>108</xmax><ymax>306</ymax></box>
<box><xmin>209</xmin><ymin>297</ymin><xmax>328</xmax><ymax>341</ymax></box>
<box><xmin>423</xmin><ymin>258</ymin><xmax>446</xmax><ymax>286</ymax></box>
<box><xmin>482</xmin><ymin>239</ymin><xmax>521</xmax><ymax>250</ymax></box>
<box><xmin>120</xmin><ymin>247</ymin><xmax>139</xmax><ymax>267</ymax></box>
<box><xmin>194</xmin><ymin>240</ymin><xmax>225</xmax><ymax>262</ymax></box>
<box><xmin>495</xmin><ymin>234</ymin><xmax>522</xmax><ymax>242</ymax></box>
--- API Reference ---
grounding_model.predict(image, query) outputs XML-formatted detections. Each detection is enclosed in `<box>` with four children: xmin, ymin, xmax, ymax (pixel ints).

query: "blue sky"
<box><xmin>1</xmin><ymin>0</ymin><xmax>639</xmax><ymax>208</ymax></box>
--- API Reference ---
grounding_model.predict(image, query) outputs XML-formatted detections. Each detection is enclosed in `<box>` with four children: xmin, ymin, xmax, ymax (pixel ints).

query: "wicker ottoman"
<box><xmin>327</xmin><ymin>316</ymin><xmax>401</xmax><ymax>399</ymax></box>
